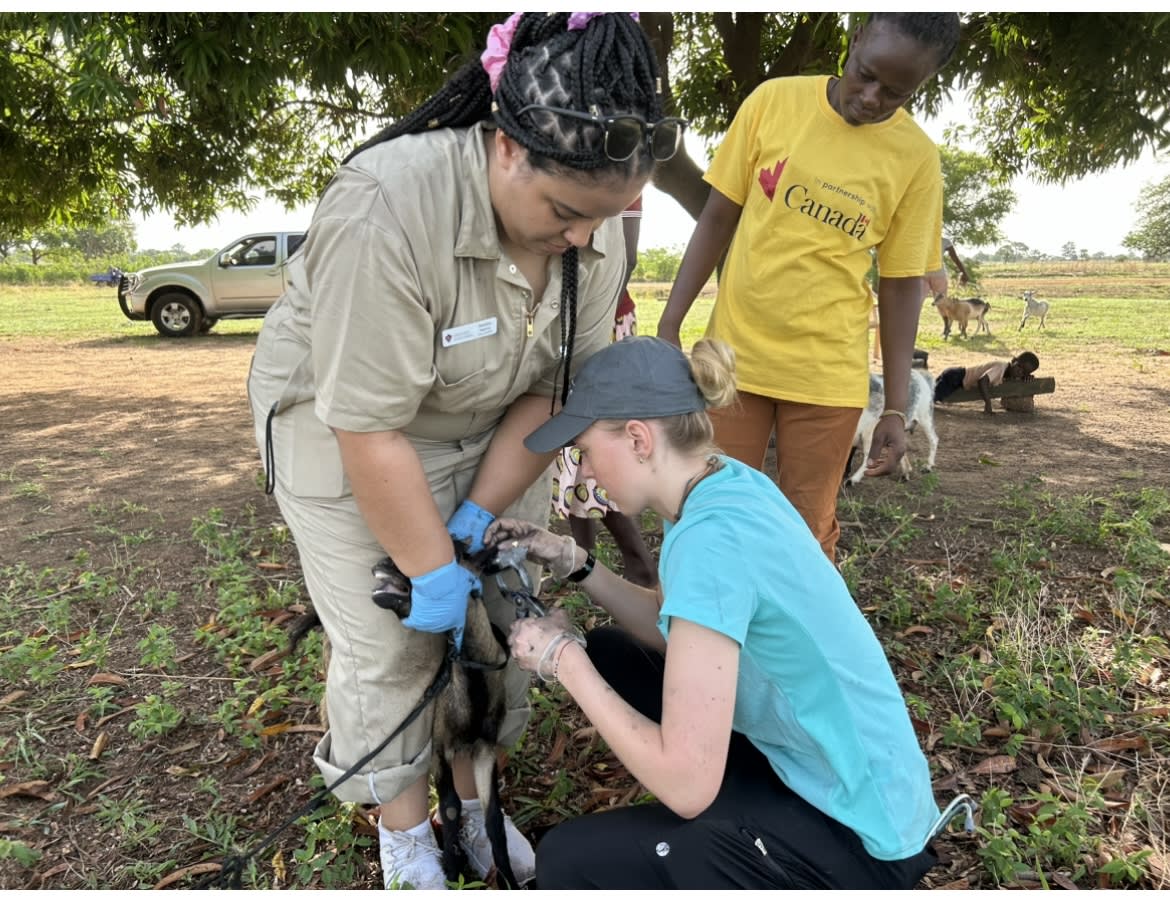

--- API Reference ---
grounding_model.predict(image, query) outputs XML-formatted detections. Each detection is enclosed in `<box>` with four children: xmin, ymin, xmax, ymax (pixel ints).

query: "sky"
<box><xmin>132</xmin><ymin>77</ymin><xmax>1167</xmax><ymax>261</ymax></box>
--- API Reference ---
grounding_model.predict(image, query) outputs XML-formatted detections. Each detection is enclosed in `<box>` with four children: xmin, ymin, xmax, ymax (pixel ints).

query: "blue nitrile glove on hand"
<box><xmin>403</xmin><ymin>558</ymin><xmax>479</xmax><ymax>650</ymax></box>
<box><xmin>446</xmin><ymin>499</ymin><xmax>496</xmax><ymax>555</ymax></box>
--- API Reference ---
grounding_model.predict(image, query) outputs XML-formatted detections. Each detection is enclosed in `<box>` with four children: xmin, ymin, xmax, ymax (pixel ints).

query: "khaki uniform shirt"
<box><xmin>248</xmin><ymin>123</ymin><xmax>625</xmax><ymax>498</ymax></box>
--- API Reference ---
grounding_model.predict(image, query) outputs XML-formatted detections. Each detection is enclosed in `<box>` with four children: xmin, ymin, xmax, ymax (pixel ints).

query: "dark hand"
<box><xmin>863</xmin><ymin>415</ymin><xmax>908</xmax><ymax>478</ymax></box>
<box><xmin>656</xmin><ymin>318</ymin><xmax>682</xmax><ymax>348</ymax></box>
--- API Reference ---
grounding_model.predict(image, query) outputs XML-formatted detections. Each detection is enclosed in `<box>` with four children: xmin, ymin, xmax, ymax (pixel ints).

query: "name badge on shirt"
<box><xmin>442</xmin><ymin>316</ymin><xmax>497</xmax><ymax>347</ymax></box>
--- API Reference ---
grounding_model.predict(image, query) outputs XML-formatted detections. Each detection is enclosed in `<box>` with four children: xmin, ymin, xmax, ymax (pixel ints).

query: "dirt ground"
<box><xmin>2</xmin><ymin>326</ymin><xmax>1169</xmax><ymax>888</ymax></box>
<box><xmin>4</xmin><ymin>331</ymin><xmax>1167</xmax><ymax>565</ymax></box>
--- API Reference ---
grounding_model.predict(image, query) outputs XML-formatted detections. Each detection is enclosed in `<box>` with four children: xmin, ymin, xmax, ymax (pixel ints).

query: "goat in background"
<box><xmin>846</xmin><ymin>369</ymin><xmax>939</xmax><ymax>485</ymax></box>
<box><xmin>933</xmin><ymin>293</ymin><xmax>991</xmax><ymax>339</ymax></box>
<box><xmin>1019</xmin><ymin>290</ymin><xmax>1049</xmax><ymax>330</ymax></box>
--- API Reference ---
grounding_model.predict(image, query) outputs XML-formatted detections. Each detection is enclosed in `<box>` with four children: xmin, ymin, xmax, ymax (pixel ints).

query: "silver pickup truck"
<box><xmin>117</xmin><ymin>231</ymin><xmax>305</xmax><ymax>337</ymax></box>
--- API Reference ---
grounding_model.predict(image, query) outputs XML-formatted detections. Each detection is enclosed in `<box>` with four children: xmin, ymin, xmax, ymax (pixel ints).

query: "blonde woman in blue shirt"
<box><xmin>489</xmin><ymin>336</ymin><xmax>943</xmax><ymax>888</ymax></box>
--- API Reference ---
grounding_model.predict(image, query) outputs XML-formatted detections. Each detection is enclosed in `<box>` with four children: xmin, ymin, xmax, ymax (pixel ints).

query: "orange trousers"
<box><xmin>710</xmin><ymin>392</ymin><xmax>861</xmax><ymax>561</ymax></box>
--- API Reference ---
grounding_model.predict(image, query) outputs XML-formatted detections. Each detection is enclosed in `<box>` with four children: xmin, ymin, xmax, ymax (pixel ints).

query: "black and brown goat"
<box><xmin>291</xmin><ymin>548</ymin><xmax>526</xmax><ymax>889</ymax></box>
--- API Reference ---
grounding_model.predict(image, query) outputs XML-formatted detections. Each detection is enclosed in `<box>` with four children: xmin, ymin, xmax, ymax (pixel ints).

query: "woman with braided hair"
<box><xmin>247</xmin><ymin>11</ymin><xmax>683</xmax><ymax>889</ymax></box>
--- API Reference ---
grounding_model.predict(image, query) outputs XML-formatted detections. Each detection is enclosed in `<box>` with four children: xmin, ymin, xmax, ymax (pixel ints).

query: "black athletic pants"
<box><xmin>535</xmin><ymin>626</ymin><xmax>937</xmax><ymax>889</ymax></box>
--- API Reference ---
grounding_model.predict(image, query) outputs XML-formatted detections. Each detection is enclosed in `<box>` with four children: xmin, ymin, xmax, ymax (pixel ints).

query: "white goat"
<box><xmin>847</xmin><ymin>369</ymin><xmax>939</xmax><ymax>485</ymax></box>
<box><xmin>1019</xmin><ymin>290</ymin><xmax>1049</xmax><ymax>330</ymax></box>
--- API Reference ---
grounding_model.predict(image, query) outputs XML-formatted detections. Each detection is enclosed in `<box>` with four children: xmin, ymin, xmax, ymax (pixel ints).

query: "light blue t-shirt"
<box><xmin>657</xmin><ymin>457</ymin><xmax>939</xmax><ymax>861</ymax></box>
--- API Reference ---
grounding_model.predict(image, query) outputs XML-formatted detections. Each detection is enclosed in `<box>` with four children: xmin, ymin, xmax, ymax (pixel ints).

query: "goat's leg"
<box><xmin>849</xmin><ymin>431</ymin><xmax>874</xmax><ymax>485</ymax></box>
<box><xmin>473</xmin><ymin>741</ymin><xmax>519</xmax><ymax>889</ymax></box>
<box><xmin>842</xmin><ymin>444</ymin><xmax>860</xmax><ymax>486</ymax></box>
<box><xmin>924</xmin><ymin>422</ymin><xmax>939</xmax><ymax>472</ymax></box>
<box><xmin>1019</xmin><ymin>312</ymin><xmax>1028</xmax><ymax>331</ymax></box>
<box><xmin>434</xmin><ymin>750</ymin><xmax>466</xmax><ymax>884</ymax></box>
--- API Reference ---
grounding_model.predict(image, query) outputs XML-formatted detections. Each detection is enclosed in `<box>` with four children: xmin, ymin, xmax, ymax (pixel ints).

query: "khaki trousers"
<box><xmin>710</xmin><ymin>392</ymin><xmax>861</xmax><ymax>561</ymax></box>
<box><xmin>273</xmin><ymin>428</ymin><xmax>547</xmax><ymax>806</ymax></box>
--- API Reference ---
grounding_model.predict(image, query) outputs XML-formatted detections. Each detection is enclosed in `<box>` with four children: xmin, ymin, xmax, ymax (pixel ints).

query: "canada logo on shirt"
<box><xmin>758</xmin><ymin>157</ymin><xmax>788</xmax><ymax>201</ymax></box>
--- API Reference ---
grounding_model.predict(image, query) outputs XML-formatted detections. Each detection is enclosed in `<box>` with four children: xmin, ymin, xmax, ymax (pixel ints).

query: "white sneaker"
<box><xmin>379</xmin><ymin>821</ymin><xmax>448</xmax><ymax>890</ymax></box>
<box><xmin>453</xmin><ymin>800</ymin><xmax>536</xmax><ymax>886</ymax></box>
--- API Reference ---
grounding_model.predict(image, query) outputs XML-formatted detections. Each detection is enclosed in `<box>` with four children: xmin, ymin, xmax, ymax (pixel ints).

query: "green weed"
<box><xmin>95</xmin><ymin>794</ymin><xmax>166</xmax><ymax>848</ymax></box>
<box><xmin>127</xmin><ymin>682</ymin><xmax>185</xmax><ymax>740</ymax></box>
<box><xmin>292</xmin><ymin>801</ymin><xmax>375</xmax><ymax>888</ymax></box>
<box><xmin>137</xmin><ymin>622</ymin><xmax>178</xmax><ymax>670</ymax></box>
<box><xmin>0</xmin><ymin>839</ymin><xmax>42</xmax><ymax>869</ymax></box>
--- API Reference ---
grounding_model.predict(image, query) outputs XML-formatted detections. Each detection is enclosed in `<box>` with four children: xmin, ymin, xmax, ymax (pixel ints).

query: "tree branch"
<box><xmin>765</xmin><ymin>13</ymin><xmax>835</xmax><ymax>80</ymax></box>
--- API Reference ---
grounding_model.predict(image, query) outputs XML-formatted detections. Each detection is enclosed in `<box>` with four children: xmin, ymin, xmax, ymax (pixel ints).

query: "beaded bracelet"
<box><xmin>536</xmin><ymin>630</ymin><xmax>587</xmax><ymax>684</ymax></box>
<box><xmin>879</xmin><ymin>409</ymin><xmax>907</xmax><ymax>426</ymax></box>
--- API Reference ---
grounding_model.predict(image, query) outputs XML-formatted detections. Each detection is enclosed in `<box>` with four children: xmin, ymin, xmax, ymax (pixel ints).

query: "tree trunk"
<box><xmin>641</xmin><ymin>11</ymin><xmax>707</xmax><ymax>223</ymax></box>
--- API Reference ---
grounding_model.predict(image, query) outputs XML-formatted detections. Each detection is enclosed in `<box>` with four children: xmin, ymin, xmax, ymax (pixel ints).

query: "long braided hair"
<box><xmin>343</xmin><ymin>12</ymin><xmax>664</xmax><ymax>407</ymax></box>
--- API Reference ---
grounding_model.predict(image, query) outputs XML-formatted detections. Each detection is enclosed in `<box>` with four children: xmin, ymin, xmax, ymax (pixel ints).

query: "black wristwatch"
<box><xmin>566</xmin><ymin>551</ymin><xmax>596</xmax><ymax>583</ymax></box>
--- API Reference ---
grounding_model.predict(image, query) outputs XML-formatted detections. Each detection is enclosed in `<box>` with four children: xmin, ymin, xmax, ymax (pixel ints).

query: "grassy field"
<box><xmin>631</xmin><ymin>280</ymin><xmax>1169</xmax><ymax>356</ymax></box>
<box><xmin>5</xmin><ymin>258</ymin><xmax>1168</xmax><ymax>353</ymax></box>
<box><xmin>0</xmin><ymin>285</ymin><xmax>264</xmax><ymax>341</ymax></box>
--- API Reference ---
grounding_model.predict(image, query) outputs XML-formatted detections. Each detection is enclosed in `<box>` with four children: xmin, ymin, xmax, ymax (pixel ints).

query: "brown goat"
<box><xmin>932</xmin><ymin>293</ymin><xmax>991</xmax><ymax>339</ymax></box>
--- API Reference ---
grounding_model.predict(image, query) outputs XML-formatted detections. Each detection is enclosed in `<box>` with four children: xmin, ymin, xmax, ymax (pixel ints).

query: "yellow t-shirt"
<box><xmin>704</xmin><ymin>76</ymin><xmax>943</xmax><ymax>407</ymax></box>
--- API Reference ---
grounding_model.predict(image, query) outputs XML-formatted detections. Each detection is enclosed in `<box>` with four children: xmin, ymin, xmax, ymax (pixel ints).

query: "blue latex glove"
<box><xmin>446</xmin><ymin>499</ymin><xmax>496</xmax><ymax>555</ymax></box>
<box><xmin>402</xmin><ymin>558</ymin><xmax>479</xmax><ymax>650</ymax></box>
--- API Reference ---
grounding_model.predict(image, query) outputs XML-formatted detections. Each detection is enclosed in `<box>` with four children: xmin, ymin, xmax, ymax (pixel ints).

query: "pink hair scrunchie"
<box><xmin>483</xmin><ymin>12</ymin><xmax>642</xmax><ymax>92</ymax></box>
<box><xmin>481</xmin><ymin>11</ymin><xmax>523</xmax><ymax>93</ymax></box>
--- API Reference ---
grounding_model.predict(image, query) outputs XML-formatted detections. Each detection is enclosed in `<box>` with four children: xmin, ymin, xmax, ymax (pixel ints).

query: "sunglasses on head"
<box><xmin>516</xmin><ymin>103</ymin><xmax>688</xmax><ymax>162</ymax></box>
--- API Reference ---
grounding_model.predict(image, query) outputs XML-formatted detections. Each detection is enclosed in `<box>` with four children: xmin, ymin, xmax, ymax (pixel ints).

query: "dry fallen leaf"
<box><xmin>152</xmin><ymin>861</ymin><xmax>222</xmax><ymax>890</ymax></box>
<box><xmin>0</xmin><ymin>689</ymin><xmax>28</xmax><ymax>707</ymax></box>
<box><xmin>89</xmin><ymin>731</ymin><xmax>109</xmax><ymax>760</ymax></box>
<box><xmin>283</xmin><ymin>724</ymin><xmax>326</xmax><ymax>735</ymax></box>
<box><xmin>1008</xmin><ymin>799</ymin><xmax>1043</xmax><ymax>825</ymax></box>
<box><xmin>246</xmin><ymin>774</ymin><xmax>291</xmax><ymax>804</ymax></box>
<box><xmin>0</xmin><ymin>780</ymin><xmax>55</xmax><ymax>800</ymax></box>
<box><xmin>248</xmin><ymin>647</ymin><xmax>289</xmax><ymax>672</ymax></box>
<box><xmin>1086</xmin><ymin>735</ymin><xmax>1148</xmax><ymax>753</ymax></box>
<box><xmin>260</xmin><ymin>721</ymin><xmax>294</xmax><ymax>738</ymax></box>
<box><xmin>86</xmin><ymin>672</ymin><xmax>129</xmax><ymax>688</ymax></box>
<box><xmin>547</xmin><ymin>730</ymin><xmax>568</xmax><ymax>766</ymax></box>
<box><xmin>971</xmin><ymin>755</ymin><xmax>1017</xmax><ymax>775</ymax></box>
<box><xmin>272</xmin><ymin>849</ymin><xmax>287</xmax><ymax>886</ymax></box>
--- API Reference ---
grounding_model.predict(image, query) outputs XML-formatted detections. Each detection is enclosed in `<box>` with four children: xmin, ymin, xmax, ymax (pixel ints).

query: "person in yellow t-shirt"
<box><xmin>658</xmin><ymin>12</ymin><xmax>961</xmax><ymax>560</ymax></box>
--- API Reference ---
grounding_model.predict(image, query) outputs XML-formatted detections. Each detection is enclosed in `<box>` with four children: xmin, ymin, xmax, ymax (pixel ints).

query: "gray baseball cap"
<box><xmin>524</xmin><ymin>336</ymin><xmax>707</xmax><ymax>453</ymax></box>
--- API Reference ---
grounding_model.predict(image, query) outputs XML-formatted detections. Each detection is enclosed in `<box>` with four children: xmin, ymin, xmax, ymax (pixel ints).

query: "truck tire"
<box><xmin>151</xmin><ymin>292</ymin><xmax>203</xmax><ymax>338</ymax></box>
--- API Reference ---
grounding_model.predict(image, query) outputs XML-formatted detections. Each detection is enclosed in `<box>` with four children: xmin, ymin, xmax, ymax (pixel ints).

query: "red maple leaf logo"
<box><xmin>758</xmin><ymin>157</ymin><xmax>787</xmax><ymax>201</ymax></box>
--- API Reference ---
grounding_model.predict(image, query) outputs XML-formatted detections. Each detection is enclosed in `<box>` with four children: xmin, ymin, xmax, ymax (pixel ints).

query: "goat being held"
<box><xmin>289</xmin><ymin>545</ymin><xmax>536</xmax><ymax>890</ymax></box>
<box><xmin>932</xmin><ymin>293</ymin><xmax>991</xmax><ymax>339</ymax></box>
<box><xmin>1019</xmin><ymin>290</ymin><xmax>1049</xmax><ymax>330</ymax></box>
<box><xmin>371</xmin><ymin>546</ymin><xmax>538</xmax><ymax>890</ymax></box>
